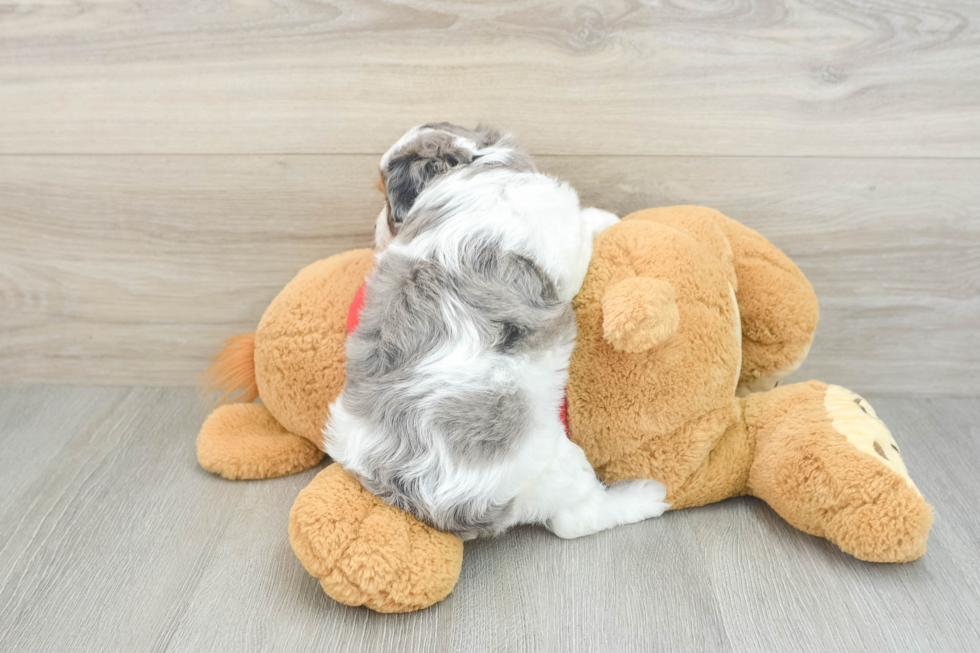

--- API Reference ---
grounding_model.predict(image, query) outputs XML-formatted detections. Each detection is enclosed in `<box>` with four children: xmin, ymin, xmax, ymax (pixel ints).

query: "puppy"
<box><xmin>325</xmin><ymin>123</ymin><xmax>669</xmax><ymax>540</ymax></box>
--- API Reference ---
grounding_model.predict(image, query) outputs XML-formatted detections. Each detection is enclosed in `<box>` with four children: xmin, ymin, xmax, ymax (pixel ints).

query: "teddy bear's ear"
<box><xmin>601</xmin><ymin>278</ymin><xmax>679</xmax><ymax>353</ymax></box>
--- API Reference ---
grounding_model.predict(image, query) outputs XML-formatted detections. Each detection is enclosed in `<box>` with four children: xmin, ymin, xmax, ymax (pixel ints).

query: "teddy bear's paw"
<box><xmin>197</xmin><ymin>403</ymin><xmax>323</xmax><ymax>480</ymax></box>
<box><xmin>823</xmin><ymin>385</ymin><xmax>918</xmax><ymax>494</ymax></box>
<box><xmin>601</xmin><ymin>277</ymin><xmax>679</xmax><ymax>353</ymax></box>
<box><xmin>817</xmin><ymin>385</ymin><xmax>933</xmax><ymax>562</ymax></box>
<box><xmin>289</xmin><ymin>463</ymin><xmax>464</xmax><ymax>613</ymax></box>
<box><xmin>746</xmin><ymin>382</ymin><xmax>932</xmax><ymax>563</ymax></box>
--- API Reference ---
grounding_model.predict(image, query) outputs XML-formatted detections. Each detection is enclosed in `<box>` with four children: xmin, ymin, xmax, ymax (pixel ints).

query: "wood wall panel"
<box><xmin>1</xmin><ymin>0</ymin><xmax>978</xmax><ymax>156</ymax></box>
<box><xmin>2</xmin><ymin>154</ymin><xmax>976</xmax><ymax>394</ymax></box>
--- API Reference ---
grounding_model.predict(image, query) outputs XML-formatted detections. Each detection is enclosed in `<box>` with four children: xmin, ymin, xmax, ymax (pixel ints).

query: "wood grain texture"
<box><xmin>1</xmin><ymin>0</ymin><xmax>979</xmax><ymax>156</ymax></box>
<box><xmin>2</xmin><ymin>154</ymin><xmax>977</xmax><ymax>394</ymax></box>
<box><xmin>0</xmin><ymin>386</ymin><xmax>978</xmax><ymax>652</ymax></box>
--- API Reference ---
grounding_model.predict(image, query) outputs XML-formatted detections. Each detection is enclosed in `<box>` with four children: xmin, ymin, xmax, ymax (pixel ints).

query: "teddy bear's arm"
<box><xmin>713</xmin><ymin>214</ymin><xmax>819</xmax><ymax>394</ymax></box>
<box><xmin>618</xmin><ymin>206</ymin><xmax>817</xmax><ymax>392</ymax></box>
<box><xmin>197</xmin><ymin>403</ymin><xmax>324</xmax><ymax>479</ymax></box>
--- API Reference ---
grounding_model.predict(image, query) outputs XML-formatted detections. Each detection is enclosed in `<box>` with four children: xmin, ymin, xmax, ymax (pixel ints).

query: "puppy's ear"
<box><xmin>384</xmin><ymin>132</ymin><xmax>475</xmax><ymax>233</ymax></box>
<box><xmin>472</xmin><ymin>123</ymin><xmax>503</xmax><ymax>147</ymax></box>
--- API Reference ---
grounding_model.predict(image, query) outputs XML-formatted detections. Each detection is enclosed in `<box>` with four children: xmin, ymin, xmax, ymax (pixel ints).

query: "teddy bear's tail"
<box><xmin>199</xmin><ymin>333</ymin><xmax>259</xmax><ymax>405</ymax></box>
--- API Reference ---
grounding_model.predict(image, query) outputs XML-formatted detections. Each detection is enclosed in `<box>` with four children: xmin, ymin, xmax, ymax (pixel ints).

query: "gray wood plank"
<box><xmin>0</xmin><ymin>387</ymin><xmax>245</xmax><ymax>651</ymax></box>
<box><xmin>1</xmin><ymin>387</ymin><xmax>978</xmax><ymax>652</ymax></box>
<box><xmin>1</xmin><ymin>0</ymin><xmax>978</xmax><ymax>156</ymax></box>
<box><xmin>2</xmin><ymin>155</ymin><xmax>977</xmax><ymax>394</ymax></box>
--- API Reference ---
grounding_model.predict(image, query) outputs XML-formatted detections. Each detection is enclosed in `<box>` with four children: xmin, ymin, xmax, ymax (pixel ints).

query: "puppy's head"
<box><xmin>374</xmin><ymin>122</ymin><xmax>534</xmax><ymax>249</ymax></box>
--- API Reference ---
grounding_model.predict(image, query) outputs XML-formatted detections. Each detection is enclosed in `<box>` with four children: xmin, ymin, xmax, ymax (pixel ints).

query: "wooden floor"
<box><xmin>0</xmin><ymin>386</ymin><xmax>977</xmax><ymax>653</ymax></box>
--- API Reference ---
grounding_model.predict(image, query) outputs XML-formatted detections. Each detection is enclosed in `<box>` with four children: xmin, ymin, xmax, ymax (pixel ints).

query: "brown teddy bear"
<box><xmin>197</xmin><ymin>205</ymin><xmax>932</xmax><ymax>613</ymax></box>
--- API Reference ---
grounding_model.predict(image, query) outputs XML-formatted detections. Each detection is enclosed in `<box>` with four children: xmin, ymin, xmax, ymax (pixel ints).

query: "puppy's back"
<box><xmin>330</xmin><ymin>225</ymin><xmax>576</xmax><ymax>538</ymax></box>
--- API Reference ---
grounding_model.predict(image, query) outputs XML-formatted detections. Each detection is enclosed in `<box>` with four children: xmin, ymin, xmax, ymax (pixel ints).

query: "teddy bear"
<box><xmin>197</xmin><ymin>205</ymin><xmax>933</xmax><ymax>613</ymax></box>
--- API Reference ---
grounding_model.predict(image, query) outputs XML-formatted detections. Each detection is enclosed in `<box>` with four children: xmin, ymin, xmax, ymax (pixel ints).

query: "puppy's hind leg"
<box><xmin>549</xmin><ymin>477</ymin><xmax>670</xmax><ymax>539</ymax></box>
<box><xmin>527</xmin><ymin>435</ymin><xmax>670</xmax><ymax>539</ymax></box>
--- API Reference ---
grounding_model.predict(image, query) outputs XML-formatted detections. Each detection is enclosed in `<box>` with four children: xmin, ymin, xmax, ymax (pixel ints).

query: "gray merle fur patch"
<box><xmin>382</xmin><ymin>123</ymin><xmax>535</xmax><ymax>237</ymax></box>
<box><xmin>341</xmin><ymin>236</ymin><xmax>574</xmax><ymax>538</ymax></box>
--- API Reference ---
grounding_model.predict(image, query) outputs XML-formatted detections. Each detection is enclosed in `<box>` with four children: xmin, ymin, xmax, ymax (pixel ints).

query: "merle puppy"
<box><xmin>324</xmin><ymin>123</ymin><xmax>669</xmax><ymax>540</ymax></box>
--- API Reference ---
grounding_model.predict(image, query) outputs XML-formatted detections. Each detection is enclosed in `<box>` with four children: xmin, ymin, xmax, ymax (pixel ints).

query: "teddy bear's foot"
<box><xmin>746</xmin><ymin>382</ymin><xmax>933</xmax><ymax>563</ymax></box>
<box><xmin>289</xmin><ymin>463</ymin><xmax>464</xmax><ymax>613</ymax></box>
<box><xmin>197</xmin><ymin>403</ymin><xmax>323</xmax><ymax>480</ymax></box>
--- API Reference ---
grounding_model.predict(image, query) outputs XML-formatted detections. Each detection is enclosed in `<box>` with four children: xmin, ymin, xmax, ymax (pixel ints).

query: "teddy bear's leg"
<box><xmin>712</xmin><ymin>215</ymin><xmax>820</xmax><ymax>396</ymax></box>
<box><xmin>197</xmin><ymin>403</ymin><xmax>324</xmax><ymax>480</ymax></box>
<box><xmin>744</xmin><ymin>382</ymin><xmax>933</xmax><ymax>562</ymax></box>
<box><xmin>289</xmin><ymin>463</ymin><xmax>464</xmax><ymax>613</ymax></box>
